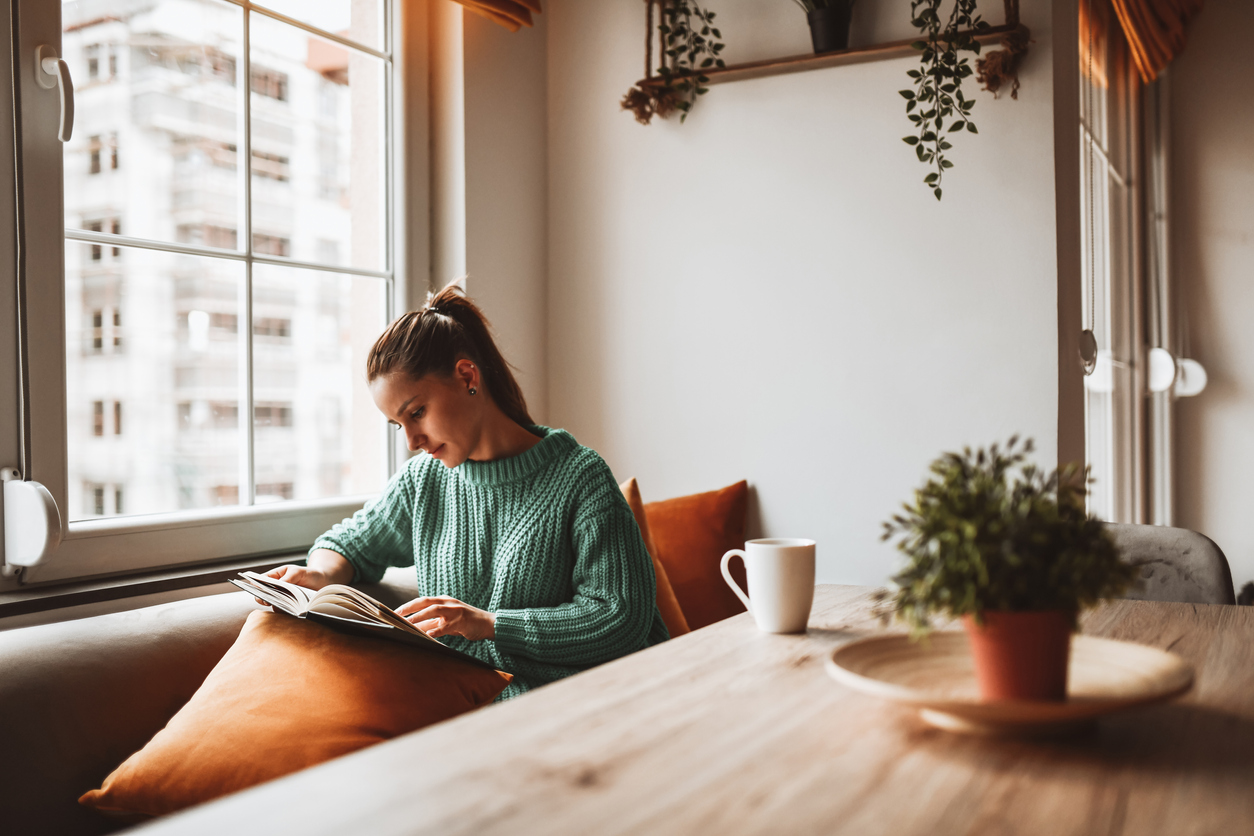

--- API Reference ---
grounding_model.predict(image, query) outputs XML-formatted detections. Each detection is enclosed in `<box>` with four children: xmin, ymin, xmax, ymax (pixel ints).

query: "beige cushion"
<box><xmin>0</xmin><ymin>592</ymin><xmax>258</xmax><ymax>835</ymax></box>
<box><xmin>0</xmin><ymin>566</ymin><xmax>421</xmax><ymax>836</ymax></box>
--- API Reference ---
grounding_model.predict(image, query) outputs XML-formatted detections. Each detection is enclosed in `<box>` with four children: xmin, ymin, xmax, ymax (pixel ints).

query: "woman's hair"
<box><xmin>366</xmin><ymin>281</ymin><xmax>533</xmax><ymax>427</ymax></box>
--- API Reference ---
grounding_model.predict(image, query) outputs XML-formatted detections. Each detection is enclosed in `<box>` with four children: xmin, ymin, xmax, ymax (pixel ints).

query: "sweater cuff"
<box><xmin>493</xmin><ymin>609</ymin><xmax>530</xmax><ymax>654</ymax></box>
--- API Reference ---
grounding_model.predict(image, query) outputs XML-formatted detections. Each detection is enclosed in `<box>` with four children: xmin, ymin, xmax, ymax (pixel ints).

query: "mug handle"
<box><xmin>720</xmin><ymin>549</ymin><xmax>752</xmax><ymax>614</ymax></box>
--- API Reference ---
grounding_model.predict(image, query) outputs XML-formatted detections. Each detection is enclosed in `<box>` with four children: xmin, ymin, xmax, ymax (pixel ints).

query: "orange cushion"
<box><xmin>80</xmin><ymin>610</ymin><xmax>511</xmax><ymax>818</ymax></box>
<box><xmin>644</xmin><ymin>481</ymin><xmax>749</xmax><ymax>631</ymax></box>
<box><xmin>619</xmin><ymin>478</ymin><xmax>691</xmax><ymax>638</ymax></box>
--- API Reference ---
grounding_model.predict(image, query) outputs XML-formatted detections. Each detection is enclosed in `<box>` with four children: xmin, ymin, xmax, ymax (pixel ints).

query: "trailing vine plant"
<box><xmin>621</xmin><ymin>1</ymin><xmax>726</xmax><ymax>125</ymax></box>
<box><xmin>658</xmin><ymin>0</ymin><xmax>726</xmax><ymax>122</ymax></box>
<box><xmin>900</xmin><ymin>0</ymin><xmax>990</xmax><ymax>200</ymax></box>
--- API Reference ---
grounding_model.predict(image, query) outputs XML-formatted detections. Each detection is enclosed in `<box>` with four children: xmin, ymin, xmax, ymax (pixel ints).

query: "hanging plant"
<box><xmin>900</xmin><ymin>0</ymin><xmax>990</xmax><ymax>200</ymax></box>
<box><xmin>621</xmin><ymin>1</ymin><xmax>727</xmax><ymax>125</ymax></box>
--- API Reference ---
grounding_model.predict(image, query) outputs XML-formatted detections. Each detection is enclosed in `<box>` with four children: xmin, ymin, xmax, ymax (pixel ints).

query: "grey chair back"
<box><xmin>1104</xmin><ymin>523</ymin><xmax>1237</xmax><ymax>606</ymax></box>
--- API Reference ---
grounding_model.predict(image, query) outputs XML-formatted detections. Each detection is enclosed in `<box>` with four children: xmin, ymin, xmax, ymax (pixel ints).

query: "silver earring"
<box><xmin>469</xmin><ymin>387</ymin><xmax>477</xmax><ymax>395</ymax></box>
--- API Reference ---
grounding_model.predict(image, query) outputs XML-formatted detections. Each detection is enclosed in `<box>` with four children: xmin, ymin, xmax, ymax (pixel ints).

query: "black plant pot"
<box><xmin>807</xmin><ymin>3</ymin><xmax>854</xmax><ymax>54</ymax></box>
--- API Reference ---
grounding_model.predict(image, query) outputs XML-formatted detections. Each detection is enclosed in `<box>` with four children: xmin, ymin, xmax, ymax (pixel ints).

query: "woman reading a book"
<box><xmin>263</xmin><ymin>281</ymin><xmax>668</xmax><ymax>699</ymax></box>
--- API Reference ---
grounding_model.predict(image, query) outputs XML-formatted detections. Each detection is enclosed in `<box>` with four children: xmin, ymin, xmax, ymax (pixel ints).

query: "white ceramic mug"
<box><xmin>720</xmin><ymin>538</ymin><xmax>816</xmax><ymax>633</ymax></box>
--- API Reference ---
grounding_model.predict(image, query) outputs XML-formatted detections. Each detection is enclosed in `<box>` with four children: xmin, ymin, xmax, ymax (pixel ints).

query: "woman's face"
<box><xmin>369</xmin><ymin>362</ymin><xmax>481</xmax><ymax>468</ymax></box>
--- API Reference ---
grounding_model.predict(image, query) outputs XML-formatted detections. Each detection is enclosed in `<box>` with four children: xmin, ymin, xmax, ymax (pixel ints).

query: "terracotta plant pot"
<box><xmin>962</xmin><ymin>610</ymin><xmax>1074</xmax><ymax>702</ymax></box>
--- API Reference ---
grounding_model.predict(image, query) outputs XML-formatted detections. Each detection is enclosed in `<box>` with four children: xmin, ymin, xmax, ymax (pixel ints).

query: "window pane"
<box><xmin>65</xmin><ymin>244</ymin><xmax>245</xmax><ymax>520</ymax></box>
<box><xmin>252</xmin><ymin>264</ymin><xmax>388</xmax><ymax>503</ymax></box>
<box><xmin>252</xmin><ymin>0</ymin><xmax>383</xmax><ymax>52</ymax></box>
<box><xmin>251</xmin><ymin>14</ymin><xmax>386</xmax><ymax>271</ymax></box>
<box><xmin>62</xmin><ymin>0</ymin><xmax>245</xmax><ymax>248</ymax></box>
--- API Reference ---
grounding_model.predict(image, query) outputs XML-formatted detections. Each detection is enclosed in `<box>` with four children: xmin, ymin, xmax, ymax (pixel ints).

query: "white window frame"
<box><xmin>4</xmin><ymin>0</ymin><xmax>429</xmax><ymax>587</ymax></box>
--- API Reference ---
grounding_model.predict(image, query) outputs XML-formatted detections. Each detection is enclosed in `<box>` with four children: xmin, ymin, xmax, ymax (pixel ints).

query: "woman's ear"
<box><xmin>453</xmin><ymin>358</ymin><xmax>479</xmax><ymax>393</ymax></box>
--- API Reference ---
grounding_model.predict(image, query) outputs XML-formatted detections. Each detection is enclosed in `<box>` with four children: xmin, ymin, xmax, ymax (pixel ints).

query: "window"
<box><xmin>90</xmin><ymin>310</ymin><xmax>104</xmax><ymax>351</ymax></box>
<box><xmin>254</xmin><ymin>403</ymin><xmax>294</xmax><ymax>427</ymax></box>
<box><xmin>253</xmin><ymin>317</ymin><xmax>291</xmax><ymax>339</ymax></box>
<box><xmin>252</xmin><ymin>233</ymin><xmax>290</xmax><ymax>257</ymax></box>
<box><xmin>85</xmin><ymin>44</ymin><xmax>99</xmax><ymax>79</ymax></box>
<box><xmin>250</xmin><ymin>65</ymin><xmax>288</xmax><ymax>102</ymax></box>
<box><xmin>9</xmin><ymin>0</ymin><xmax>401</xmax><ymax>585</ymax></box>
<box><xmin>251</xmin><ymin>150</ymin><xmax>290</xmax><ymax>182</ymax></box>
<box><xmin>1080</xmin><ymin>1</ymin><xmax>1139</xmax><ymax>522</ymax></box>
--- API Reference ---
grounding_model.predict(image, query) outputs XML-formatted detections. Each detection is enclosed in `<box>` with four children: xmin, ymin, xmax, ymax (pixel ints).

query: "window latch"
<box><xmin>35</xmin><ymin>45</ymin><xmax>74</xmax><ymax>142</ymax></box>
<box><xmin>2</xmin><ymin>468</ymin><xmax>63</xmax><ymax>574</ymax></box>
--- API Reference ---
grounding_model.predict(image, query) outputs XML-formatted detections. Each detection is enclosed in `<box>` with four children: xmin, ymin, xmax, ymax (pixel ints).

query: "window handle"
<box><xmin>36</xmin><ymin>45</ymin><xmax>74</xmax><ymax>142</ymax></box>
<box><xmin>1</xmin><ymin>468</ymin><xmax>63</xmax><ymax>573</ymax></box>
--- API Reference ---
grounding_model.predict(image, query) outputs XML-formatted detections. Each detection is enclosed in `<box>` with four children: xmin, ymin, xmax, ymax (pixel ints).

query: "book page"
<box><xmin>312</xmin><ymin>584</ymin><xmax>427</xmax><ymax>636</ymax></box>
<box><xmin>230</xmin><ymin>577</ymin><xmax>304</xmax><ymax>616</ymax></box>
<box><xmin>308</xmin><ymin>601</ymin><xmax>380</xmax><ymax>624</ymax></box>
<box><xmin>239</xmin><ymin>571</ymin><xmax>315</xmax><ymax>608</ymax></box>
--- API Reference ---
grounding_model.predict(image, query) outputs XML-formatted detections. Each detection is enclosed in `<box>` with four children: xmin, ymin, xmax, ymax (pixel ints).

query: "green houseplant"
<box><xmin>880</xmin><ymin>437</ymin><xmax>1136</xmax><ymax>701</ymax></box>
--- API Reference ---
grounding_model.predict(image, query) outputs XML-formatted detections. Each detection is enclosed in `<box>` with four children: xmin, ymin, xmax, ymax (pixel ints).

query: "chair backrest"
<box><xmin>1104</xmin><ymin>523</ymin><xmax>1237</xmax><ymax>606</ymax></box>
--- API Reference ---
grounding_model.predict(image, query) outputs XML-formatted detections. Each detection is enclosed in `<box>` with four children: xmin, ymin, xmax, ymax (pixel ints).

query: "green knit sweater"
<box><xmin>312</xmin><ymin>426</ymin><xmax>669</xmax><ymax>700</ymax></box>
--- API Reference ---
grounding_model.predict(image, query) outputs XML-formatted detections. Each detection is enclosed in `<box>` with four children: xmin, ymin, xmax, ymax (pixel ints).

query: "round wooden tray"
<box><xmin>826</xmin><ymin>632</ymin><xmax>1194</xmax><ymax>735</ymax></box>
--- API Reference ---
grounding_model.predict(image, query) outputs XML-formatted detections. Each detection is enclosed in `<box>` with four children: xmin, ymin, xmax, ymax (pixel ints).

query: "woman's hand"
<box><xmin>263</xmin><ymin>564</ymin><xmax>337</xmax><ymax>591</ymax></box>
<box><xmin>397</xmin><ymin>596</ymin><xmax>496</xmax><ymax>642</ymax></box>
<box><xmin>254</xmin><ymin>550</ymin><xmax>354</xmax><ymax>606</ymax></box>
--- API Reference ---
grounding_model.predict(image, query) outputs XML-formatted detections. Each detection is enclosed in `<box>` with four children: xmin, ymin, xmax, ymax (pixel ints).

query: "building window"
<box><xmin>89</xmin><ymin>135</ymin><xmax>101</xmax><ymax>174</ymax></box>
<box><xmin>114</xmin><ymin>486</ymin><xmax>124</xmax><ymax>515</ymax></box>
<box><xmin>254</xmin><ymin>403</ymin><xmax>294</xmax><ymax>427</ymax></box>
<box><xmin>176</xmin><ymin>223</ymin><xmax>238</xmax><ymax>250</ymax></box>
<box><xmin>110</xmin><ymin>133</ymin><xmax>119</xmax><ymax>170</ymax></box>
<box><xmin>256</xmin><ymin>483</ymin><xmax>294</xmax><ymax>501</ymax></box>
<box><xmin>252</xmin><ymin>233</ymin><xmax>290</xmax><ymax>257</ymax></box>
<box><xmin>86</xmin><ymin>44</ymin><xmax>99</xmax><ymax>79</ymax></box>
<box><xmin>90</xmin><ymin>310</ymin><xmax>104</xmax><ymax>351</ymax></box>
<box><xmin>251</xmin><ymin>150</ymin><xmax>290</xmax><ymax>182</ymax></box>
<box><xmin>108</xmin><ymin>47</ymin><xmax>118</xmax><ymax>78</ymax></box>
<box><xmin>250</xmin><ymin>66</ymin><xmax>288</xmax><ymax>102</ymax></box>
<box><xmin>253</xmin><ymin>317</ymin><xmax>291</xmax><ymax>339</ymax></box>
<box><xmin>113</xmin><ymin>400</ymin><xmax>122</xmax><ymax>435</ymax></box>
<box><xmin>111</xmin><ymin>219</ymin><xmax>121</xmax><ymax>256</ymax></box>
<box><xmin>112</xmin><ymin>309</ymin><xmax>122</xmax><ymax>348</ymax></box>
<box><xmin>92</xmin><ymin>401</ymin><xmax>104</xmax><ymax>436</ymax></box>
<box><xmin>92</xmin><ymin>484</ymin><xmax>105</xmax><ymax>516</ymax></box>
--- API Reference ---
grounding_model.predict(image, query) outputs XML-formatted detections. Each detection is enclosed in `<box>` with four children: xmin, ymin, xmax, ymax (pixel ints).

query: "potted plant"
<box><xmin>880</xmin><ymin>438</ymin><xmax>1136</xmax><ymax>701</ymax></box>
<box><xmin>792</xmin><ymin>0</ymin><xmax>855</xmax><ymax>54</ymax></box>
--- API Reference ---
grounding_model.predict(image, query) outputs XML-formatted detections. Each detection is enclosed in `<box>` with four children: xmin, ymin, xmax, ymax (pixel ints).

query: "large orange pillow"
<box><xmin>619</xmin><ymin>478</ymin><xmax>690</xmax><ymax>638</ymax></box>
<box><xmin>80</xmin><ymin>610</ymin><xmax>511</xmax><ymax>818</ymax></box>
<box><xmin>645</xmin><ymin>481</ymin><xmax>749</xmax><ymax>630</ymax></box>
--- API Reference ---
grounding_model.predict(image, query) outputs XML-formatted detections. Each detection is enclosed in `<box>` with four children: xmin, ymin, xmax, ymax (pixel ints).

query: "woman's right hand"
<box><xmin>253</xmin><ymin>550</ymin><xmax>353</xmax><ymax>606</ymax></box>
<box><xmin>263</xmin><ymin>564</ymin><xmax>336</xmax><ymax>592</ymax></box>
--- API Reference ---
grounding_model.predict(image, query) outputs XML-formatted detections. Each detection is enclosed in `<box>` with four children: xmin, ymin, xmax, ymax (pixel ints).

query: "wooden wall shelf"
<box><xmin>637</xmin><ymin>24</ymin><xmax>1027</xmax><ymax>90</ymax></box>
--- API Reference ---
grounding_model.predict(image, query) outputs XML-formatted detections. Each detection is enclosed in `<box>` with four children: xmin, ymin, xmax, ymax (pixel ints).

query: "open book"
<box><xmin>230</xmin><ymin>571</ymin><xmax>502</xmax><ymax>671</ymax></box>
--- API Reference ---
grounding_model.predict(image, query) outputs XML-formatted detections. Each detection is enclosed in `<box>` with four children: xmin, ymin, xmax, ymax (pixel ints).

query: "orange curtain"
<box><xmin>455</xmin><ymin>0</ymin><xmax>543</xmax><ymax>32</ymax></box>
<box><xmin>1079</xmin><ymin>0</ymin><xmax>1110</xmax><ymax>88</ymax></box>
<box><xmin>1108</xmin><ymin>0</ymin><xmax>1204</xmax><ymax>82</ymax></box>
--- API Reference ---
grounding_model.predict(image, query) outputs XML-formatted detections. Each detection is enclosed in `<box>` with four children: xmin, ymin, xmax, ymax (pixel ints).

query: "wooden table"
<box><xmin>137</xmin><ymin>586</ymin><xmax>1254</xmax><ymax>835</ymax></box>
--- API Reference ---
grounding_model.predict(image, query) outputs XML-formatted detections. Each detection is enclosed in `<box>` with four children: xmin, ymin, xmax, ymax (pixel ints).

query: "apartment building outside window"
<box><xmin>10</xmin><ymin>0</ymin><xmax>399</xmax><ymax>583</ymax></box>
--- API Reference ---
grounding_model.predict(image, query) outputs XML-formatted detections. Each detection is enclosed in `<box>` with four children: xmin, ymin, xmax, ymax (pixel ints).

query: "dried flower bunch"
<box><xmin>621</xmin><ymin>0</ymin><xmax>726</xmax><ymax>125</ymax></box>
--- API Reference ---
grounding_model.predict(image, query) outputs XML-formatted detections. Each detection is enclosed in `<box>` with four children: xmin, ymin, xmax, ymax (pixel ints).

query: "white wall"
<box><xmin>1172</xmin><ymin>0</ymin><xmax>1254</xmax><ymax>591</ymax></box>
<box><xmin>546</xmin><ymin>0</ymin><xmax>1061</xmax><ymax>585</ymax></box>
<box><xmin>463</xmin><ymin>11</ymin><xmax>550</xmax><ymax>422</ymax></box>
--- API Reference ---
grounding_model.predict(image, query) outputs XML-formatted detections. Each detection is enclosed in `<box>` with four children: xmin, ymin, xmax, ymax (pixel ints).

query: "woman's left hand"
<box><xmin>397</xmin><ymin>596</ymin><xmax>496</xmax><ymax>641</ymax></box>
